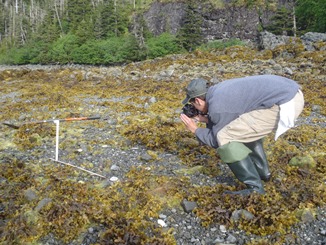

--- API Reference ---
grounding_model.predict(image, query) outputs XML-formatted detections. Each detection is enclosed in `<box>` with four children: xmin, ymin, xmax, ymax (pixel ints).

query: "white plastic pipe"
<box><xmin>50</xmin><ymin>158</ymin><xmax>106</xmax><ymax>178</ymax></box>
<box><xmin>54</xmin><ymin>120</ymin><xmax>60</xmax><ymax>161</ymax></box>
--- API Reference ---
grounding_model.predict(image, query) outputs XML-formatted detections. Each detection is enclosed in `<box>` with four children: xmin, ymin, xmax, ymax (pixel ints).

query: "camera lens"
<box><xmin>182</xmin><ymin>104</ymin><xmax>199</xmax><ymax>118</ymax></box>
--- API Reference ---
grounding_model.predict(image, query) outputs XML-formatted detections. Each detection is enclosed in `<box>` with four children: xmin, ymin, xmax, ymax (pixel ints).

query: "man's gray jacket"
<box><xmin>195</xmin><ymin>75</ymin><xmax>300</xmax><ymax>148</ymax></box>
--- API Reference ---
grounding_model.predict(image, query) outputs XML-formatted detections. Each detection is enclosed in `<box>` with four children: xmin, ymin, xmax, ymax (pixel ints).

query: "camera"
<box><xmin>182</xmin><ymin>104</ymin><xmax>199</xmax><ymax>118</ymax></box>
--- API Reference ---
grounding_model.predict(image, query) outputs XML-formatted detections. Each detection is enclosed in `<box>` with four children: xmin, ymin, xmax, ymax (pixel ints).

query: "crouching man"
<box><xmin>180</xmin><ymin>75</ymin><xmax>304</xmax><ymax>195</ymax></box>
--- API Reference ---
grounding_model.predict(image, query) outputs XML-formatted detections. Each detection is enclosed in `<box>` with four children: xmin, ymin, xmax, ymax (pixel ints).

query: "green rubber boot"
<box><xmin>225</xmin><ymin>156</ymin><xmax>266</xmax><ymax>195</ymax></box>
<box><xmin>217</xmin><ymin>142</ymin><xmax>265</xmax><ymax>195</ymax></box>
<box><xmin>244</xmin><ymin>139</ymin><xmax>271</xmax><ymax>182</ymax></box>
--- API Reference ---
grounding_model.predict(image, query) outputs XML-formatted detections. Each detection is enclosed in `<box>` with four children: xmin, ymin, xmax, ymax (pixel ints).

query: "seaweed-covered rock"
<box><xmin>289</xmin><ymin>155</ymin><xmax>317</xmax><ymax>169</ymax></box>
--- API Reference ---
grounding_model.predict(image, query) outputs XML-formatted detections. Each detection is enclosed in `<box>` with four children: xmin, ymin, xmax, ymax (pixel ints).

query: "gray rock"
<box><xmin>110</xmin><ymin>164</ymin><xmax>120</xmax><ymax>171</ymax></box>
<box><xmin>231</xmin><ymin>209</ymin><xmax>255</xmax><ymax>222</ymax></box>
<box><xmin>259</xmin><ymin>31</ymin><xmax>291</xmax><ymax>50</ymax></box>
<box><xmin>301</xmin><ymin>32</ymin><xmax>326</xmax><ymax>51</ymax></box>
<box><xmin>213</xmin><ymin>236</ymin><xmax>224</xmax><ymax>243</ymax></box>
<box><xmin>284</xmin><ymin>67</ymin><xmax>293</xmax><ymax>75</ymax></box>
<box><xmin>226</xmin><ymin>234</ymin><xmax>237</xmax><ymax>243</ymax></box>
<box><xmin>272</xmin><ymin>64</ymin><xmax>282</xmax><ymax>72</ymax></box>
<box><xmin>261</xmin><ymin>68</ymin><xmax>274</xmax><ymax>75</ymax></box>
<box><xmin>24</xmin><ymin>188</ymin><xmax>38</xmax><ymax>201</ymax></box>
<box><xmin>252</xmin><ymin>59</ymin><xmax>264</xmax><ymax>65</ymax></box>
<box><xmin>159</xmin><ymin>214</ymin><xmax>167</xmax><ymax>219</ymax></box>
<box><xmin>301</xmin><ymin>32</ymin><xmax>326</xmax><ymax>42</ymax></box>
<box><xmin>181</xmin><ymin>199</ymin><xmax>198</xmax><ymax>213</ymax></box>
<box><xmin>320</xmin><ymin>229</ymin><xmax>326</xmax><ymax>236</ymax></box>
<box><xmin>260</xmin><ymin>31</ymin><xmax>326</xmax><ymax>52</ymax></box>
<box><xmin>311</xmin><ymin>104</ymin><xmax>322</xmax><ymax>113</ymax></box>
<box><xmin>35</xmin><ymin>198</ymin><xmax>52</xmax><ymax>212</ymax></box>
<box><xmin>149</xmin><ymin>97</ymin><xmax>157</xmax><ymax>104</ymax></box>
<box><xmin>210</xmin><ymin>77</ymin><xmax>221</xmax><ymax>84</ymax></box>
<box><xmin>300</xmin><ymin>209</ymin><xmax>315</xmax><ymax>223</ymax></box>
<box><xmin>0</xmin><ymin>177</ymin><xmax>7</xmax><ymax>184</ymax></box>
<box><xmin>140</xmin><ymin>153</ymin><xmax>152</xmax><ymax>161</ymax></box>
<box><xmin>219</xmin><ymin>225</ymin><xmax>227</xmax><ymax>233</ymax></box>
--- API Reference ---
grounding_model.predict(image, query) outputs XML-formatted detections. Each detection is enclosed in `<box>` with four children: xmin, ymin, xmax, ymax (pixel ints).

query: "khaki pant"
<box><xmin>217</xmin><ymin>90</ymin><xmax>304</xmax><ymax>146</ymax></box>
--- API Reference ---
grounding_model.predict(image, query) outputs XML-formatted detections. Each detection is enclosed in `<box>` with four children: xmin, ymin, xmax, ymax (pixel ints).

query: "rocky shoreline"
<box><xmin>1</xmin><ymin>41</ymin><xmax>325</xmax><ymax>244</ymax></box>
<box><xmin>3</xmin><ymin>113</ymin><xmax>325</xmax><ymax>245</ymax></box>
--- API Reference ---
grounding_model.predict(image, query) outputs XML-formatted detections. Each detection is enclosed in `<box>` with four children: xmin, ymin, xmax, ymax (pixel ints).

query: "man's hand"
<box><xmin>196</xmin><ymin>114</ymin><xmax>208</xmax><ymax>124</ymax></box>
<box><xmin>180</xmin><ymin>114</ymin><xmax>198</xmax><ymax>134</ymax></box>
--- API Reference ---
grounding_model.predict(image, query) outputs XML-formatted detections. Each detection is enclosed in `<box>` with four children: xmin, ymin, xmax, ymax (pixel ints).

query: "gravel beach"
<box><xmin>1</xmin><ymin>47</ymin><xmax>326</xmax><ymax>244</ymax></box>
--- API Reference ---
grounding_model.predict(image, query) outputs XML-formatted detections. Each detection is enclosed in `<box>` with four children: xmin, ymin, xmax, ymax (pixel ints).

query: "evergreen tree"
<box><xmin>176</xmin><ymin>1</ymin><xmax>203</xmax><ymax>51</ymax></box>
<box><xmin>0</xmin><ymin>4</ymin><xmax>6</xmax><ymax>42</ymax></box>
<box><xmin>146</xmin><ymin>32</ymin><xmax>183</xmax><ymax>59</ymax></box>
<box><xmin>266</xmin><ymin>7</ymin><xmax>293</xmax><ymax>35</ymax></box>
<box><xmin>49</xmin><ymin>33</ymin><xmax>80</xmax><ymax>63</ymax></box>
<box><xmin>30</xmin><ymin>11</ymin><xmax>62</xmax><ymax>63</ymax></box>
<box><xmin>94</xmin><ymin>0</ymin><xmax>130</xmax><ymax>39</ymax></box>
<box><xmin>65</xmin><ymin>0</ymin><xmax>93</xmax><ymax>33</ymax></box>
<box><xmin>94</xmin><ymin>1</ymin><xmax>115</xmax><ymax>39</ymax></box>
<box><xmin>296</xmin><ymin>0</ymin><xmax>326</xmax><ymax>33</ymax></box>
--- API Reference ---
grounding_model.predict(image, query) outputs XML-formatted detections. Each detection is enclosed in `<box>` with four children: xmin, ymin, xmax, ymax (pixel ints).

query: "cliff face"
<box><xmin>141</xmin><ymin>1</ymin><xmax>276</xmax><ymax>42</ymax></box>
<box><xmin>143</xmin><ymin>2</ymin><xmax>186</xmax><ymax>36</ymax></box>
<box><xmin>200</xmin><ymin>6</ymin><xmax>262</xmax><ymax>41</ymax></box>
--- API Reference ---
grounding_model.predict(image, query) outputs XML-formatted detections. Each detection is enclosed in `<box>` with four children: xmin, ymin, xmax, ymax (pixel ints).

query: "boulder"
<box><xmin>259</xmin><ymin>31</ymin><xmax>293</xmax><ymax>50</ymax></box>
<box><xmin>289</xmin><ymin>154</ymin><xmax>317</xmax><ymax>169</ymax></box>
<box><xmin>300</xmin><ymin>32</ymin><xmax>326</xmax><ymax>51</ymax></box>
<box><xmin>259</xmin><ymin>31</ymin><xmax>326</xmax><ymax>51</ymax></box>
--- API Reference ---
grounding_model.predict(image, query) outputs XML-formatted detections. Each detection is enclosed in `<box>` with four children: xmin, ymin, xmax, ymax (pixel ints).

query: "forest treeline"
<box><xmin>0</xmin><ymin>0</ymin><xmax>325</xmax><ymax>65</ymax></box>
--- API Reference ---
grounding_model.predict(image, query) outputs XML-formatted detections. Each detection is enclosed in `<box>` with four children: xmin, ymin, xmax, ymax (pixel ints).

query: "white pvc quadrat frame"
<box><xmin>50</xmin><ymin>120</ymin><xmax>106</xmax><ymax>178</ymax></box>
<box><xmin>54</xmin><ymin>120</ymin><xmax>60</xmax><ymax>161</ymax></box>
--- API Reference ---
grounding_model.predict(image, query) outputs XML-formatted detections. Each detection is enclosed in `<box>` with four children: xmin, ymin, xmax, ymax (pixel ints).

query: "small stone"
<box><xmin>157</xmin><ymin>219</ymin><xmax>167</xmax><ymax>227</ymax></box>
<box><xmin>320</xmin><ymin>229</ymin><xmax>326</xmax><ymax>236</ymax></box>
<box><xmin>226</xmin><ymin>234</ymin><xmax>237</xmax><ymax>243</ymax></box>
<box><xmin>252</xmin><ymin>59</ymin><xmax>264</xmax><ymax>65</ymax></box>
<box><xmin>0</xmin><ymin>177</ymin><xmax>7</xmax><ymax>184</ymax></box>
<box><xmin>183</xmin><ymin>231</ymin><xmax>191</xmax><ymax>239</ymax></box>
<box><xmin>219</xmin><ymin>225</ymin><xmax>227</xmax><ymax>233</ymax></box>
<box><xmin>284</xmin><ymin>67</ymin><xmax>293</xmax><ymax>75</ymax></box>
<box><xmin>213</xmin><ymin>236</ymin><xmax>224</xmax><ymax>243</ymax></box>
<box><xmin>311</xmin><ymin>104</ymin><xmax>321</xmax><ymax>113</ymax></box>
<box><xmin>301</xmin><ymin>208</ymin><xmax>315</xmax><ymax>223</ymax></box>
<box><xmin>140</xmin><ymin>153</ymin><xmax>152</xmax><ymax>162</ymax></box>
<box><xmin>273</xmin><ymin>64</ymin><xmax>282</xmax><ymax>71</ymax></box>
<box><xmin>109</xmin><ymin>176</ymin><xmax>119</xmax><ymax>182</ymax></box>
<box><xmin>24</xmin><ymin>189</ymin><xmax>38</xmax><ymax>201</ymax></box>
<box><xmin>231</xmin><ymin>209</ymin><xmax>255</xmax><ymax>222</ymax></box>
<box><xmin>149</xmin><ymin>97</ymin><xmax>157</xmax><ymax>104</ymax></box>
<box><xmin>159</xmin><ymin>214</ymin><xmax>167</xmax><ymax>219</ymax></box>
<box><xmin>110</xmin><ymin>164</ymin><xmax>120</xmax><ymax>171</ymax></box>
<box><xmin>35</xmin><ymin>198</ymin><xmax>52</xmax><ymax>212</ymax></box>
<box><xmin>181</xmin><ymin>199</ymin><xmax>198</xmax><ymax>213</ymax></box>
<box><xmin>262</xmin><ymin>68</ymin><xmax>274</xmax><ymax>75</ymax></box>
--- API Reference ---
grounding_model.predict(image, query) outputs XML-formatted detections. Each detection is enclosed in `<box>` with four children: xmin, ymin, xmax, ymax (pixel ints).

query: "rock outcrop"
<box><xmin>259</xmin><ymin>31</ymin><xmax>326</xmax><ymax>51</ymax></box>
<box><xmin>140</xmin><ymin>1</ymin><xmax>326</xmax><ymax>50</ymax></box>
<box><xmin>141</xmin><ymin>1</ymin><xmax>275</xmax><ymax>42</ymax></box>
